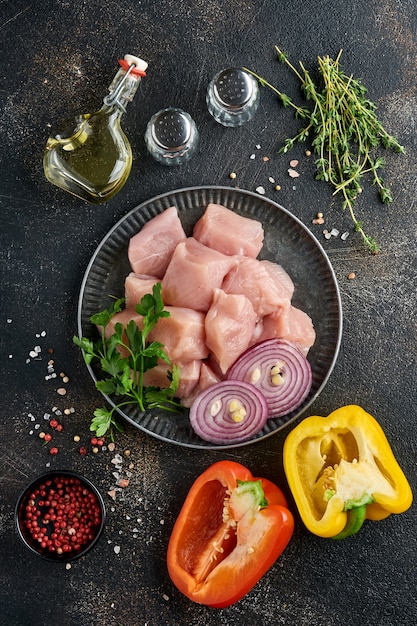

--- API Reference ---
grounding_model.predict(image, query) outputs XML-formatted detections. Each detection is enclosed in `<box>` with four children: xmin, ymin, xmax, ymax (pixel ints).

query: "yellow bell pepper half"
<box><xmin>283</xmin><ymin>405</ymin><xmax>412</xmax><ymax>539</ymax></box>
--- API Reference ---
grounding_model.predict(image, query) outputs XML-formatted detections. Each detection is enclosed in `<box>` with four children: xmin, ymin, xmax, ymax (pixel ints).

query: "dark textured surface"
<box><xmin>1</xmin><ymin>1</ymin><xmax>416</xmax><ymax>625</ymax></box>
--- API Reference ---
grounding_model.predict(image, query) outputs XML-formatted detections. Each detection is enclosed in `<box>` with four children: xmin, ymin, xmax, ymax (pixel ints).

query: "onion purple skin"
<box><xmin>227</xmin><ymin>339</ymin><xmax>312</xmax><ymax>419</ymax></box>
<box><xmin>189</xmin><ymin>380</ymin><xmax>269</xmax><ymax>445</ymax></box>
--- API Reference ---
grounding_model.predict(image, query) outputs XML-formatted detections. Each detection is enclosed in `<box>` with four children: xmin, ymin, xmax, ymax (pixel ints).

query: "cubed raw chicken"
<box><xmin>102</xmin><ymin>305</ymin><xmax>208</xmax><ymax>363</ymax></box>
<box><xmin>222</xmin><ymin>256</ymin><xmax>292</xmax><ymax>317</ymax></box>
<box><xmin>260</xmin><ymin>304</ymin><xmax>316</xmax><ymax>356</ymax></box>
<box><xmin>180</xmin><ymin>362</ymin><xmax>223</xmax><ymax>408</ymax></box>
<box><xmin>143</xmin><ymin>360</ymin><xmax>202</xmax><ymax>399</ymax></box>
<box><xmin>125</xmin><ymin>273</ymin><xmax>160</xmax><ymax>310</ymax></box>
<box><xmin>205</xmin><ymin>289</ymin><xmax>257</xmax><ymax>374</ymax></box>
<box><xmin>193</xmin><ymin>203</ymin><xmax>264</xmax><ymax>257</ymax></box>
<box><xmin>161</xmin><ymin>237</ymin><xmax>237</xmax><ymax>312</ymax></box>
<box><xmin>147</xmin><ymin>306</ymin><xmax>209</xmax><ymax>362</ymax></box>
<box><xmin>260</xmin><ymin>260</ymin><xmax>295</xmax><ymax>301</ymax></box>
<box><xmin>102</xmin><ymin>309</ymin><xmax>143</xmax><ymax>358</ymax></box>
<box><xmin>128</xmin><ymin>206</ymin><xmax>186</xmax><ymax>278</ymax></box>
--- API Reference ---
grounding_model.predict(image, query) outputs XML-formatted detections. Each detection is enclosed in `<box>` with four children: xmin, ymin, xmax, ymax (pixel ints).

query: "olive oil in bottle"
<box><xmin>43</xmin><ymin>54</ymin><xmax>148</xmax><ymax>204</ymax></box>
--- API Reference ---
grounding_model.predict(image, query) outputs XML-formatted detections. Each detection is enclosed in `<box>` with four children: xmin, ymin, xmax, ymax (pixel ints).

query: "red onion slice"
<box><xmin>189</xmin><ymin>380</ymin><xmax>269</xmax><ymax>444</ymax></box>
<box><xmin>227</xmin><ymin>339</ymin><xmax>312</xmax><ymax>418</ymax></box>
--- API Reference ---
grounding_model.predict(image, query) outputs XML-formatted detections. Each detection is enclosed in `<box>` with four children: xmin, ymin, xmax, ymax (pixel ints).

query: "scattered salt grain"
<box><xmin>250</xmin><ymin>153</ymin><xmax>256</xmax><ymax>160</ymax></box>
<box><xmin>341</xmin><ymin>231</ymin><xmax>350</xmax><ymax>241</ymax></box>
<box><xmin>288</xmin><ymin>169</ymin><xmax>299</xmax><ymax>178</ymax></box>
<box><xmin>330</xmin><ymin>228</ymin><xmax>340</xmax><ymax>237</ymax></box>
<box><xmin>162</xmin><ymin>594</ymin><xmax>170</xmax><ymax>601</ymax></box>
<box><xmin>268</xmin><ymin>176</ymin><xmax>275</xmax><ymax>183</ymax></box>
<box><xmin>114</xmin><ymin>545</ymin><xmax>121</xmax><ymax>555</ymax></box>
<box><xmin>255</xmin><ymin>186</ymin><xmax>265</xmax><ymax>195</ymax></box>
<box><xmin>256</xmin><ymin>144</ymin><xmax>261</xmax><ymax>149</ymax></box>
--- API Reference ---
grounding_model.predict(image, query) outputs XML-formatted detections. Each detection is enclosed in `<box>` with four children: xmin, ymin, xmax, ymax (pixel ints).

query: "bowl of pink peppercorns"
<box><xmin>15</xmin><ymin>470</ymin><xmax>106</xmax><ymax>561</ymax></box>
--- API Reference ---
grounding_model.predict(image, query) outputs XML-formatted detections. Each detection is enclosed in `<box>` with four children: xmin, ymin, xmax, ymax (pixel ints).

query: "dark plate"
<box><xmin>77</xmin><ymin>186</ymin><xmax>342</xmax><ymax>449</ymax></box>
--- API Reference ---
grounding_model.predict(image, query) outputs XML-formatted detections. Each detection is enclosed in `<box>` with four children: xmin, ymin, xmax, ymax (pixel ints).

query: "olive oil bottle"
<box><xmin>43</xmin><ymin>54</ymin><xmax>148</xmax><ymax>204</ymax></box>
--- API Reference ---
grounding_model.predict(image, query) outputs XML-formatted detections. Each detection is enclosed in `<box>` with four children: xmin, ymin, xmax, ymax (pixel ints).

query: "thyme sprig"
<box><xmin>245</xmin><ymin>47</ymin><xmax>405</xmax><ymax>254</ymax></box>
<box><xmin>73</xmin><ymin>283</ymin><xmax>182</xmax><ymax>438</ymax></box>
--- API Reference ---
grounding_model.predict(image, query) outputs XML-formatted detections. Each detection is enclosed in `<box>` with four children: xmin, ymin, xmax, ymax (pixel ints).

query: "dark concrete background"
<box><xmin>1</xmin><ymin>1</ymin><xmax>416</xmax><ymax>625</ymax></box>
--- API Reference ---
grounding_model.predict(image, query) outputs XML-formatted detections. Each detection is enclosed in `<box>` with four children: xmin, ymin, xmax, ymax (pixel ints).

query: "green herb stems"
<box><xmin>245</xmin><ymin>47</ymin><xmax>405</xmax><ymax>253</ymax></box>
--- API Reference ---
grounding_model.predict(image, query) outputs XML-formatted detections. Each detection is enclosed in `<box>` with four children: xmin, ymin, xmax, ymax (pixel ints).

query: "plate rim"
<box><xmin>77</xmin><ymin>185</ymin><xmax>343</xmax><ymax>449</ymax></box>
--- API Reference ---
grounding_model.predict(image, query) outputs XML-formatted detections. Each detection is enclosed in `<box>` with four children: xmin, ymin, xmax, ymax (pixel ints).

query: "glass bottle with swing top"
<box><xmin>43</xmin><ymin>54</ymin><xmax>148</xmax><ymax>204</ymax></box>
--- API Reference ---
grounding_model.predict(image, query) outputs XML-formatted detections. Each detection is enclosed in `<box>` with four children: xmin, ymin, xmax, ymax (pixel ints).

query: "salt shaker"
<box><xmin>145</xmin><ymin>108</ymin><xmax>199</xmax><ymax>165</ymax></box>
<box><xmin>206</xmin><ymin>67</ymin><xmax>260</xmax><ymax>127</ymax></box>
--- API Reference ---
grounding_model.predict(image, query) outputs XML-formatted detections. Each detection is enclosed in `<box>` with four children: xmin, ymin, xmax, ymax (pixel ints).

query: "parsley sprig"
<box><xmin>245</xmin><ymin>47</ymin><xmax>405</xmax><ymax>254</ymax></box>
<box><xmin>73</xmin><ymin>283</ymin><xmax>182</xmax><ymax>438</ymax></box>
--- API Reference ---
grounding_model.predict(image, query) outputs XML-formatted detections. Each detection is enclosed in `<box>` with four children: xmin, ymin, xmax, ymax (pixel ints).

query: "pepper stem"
<box><xmin>332</xmin><ymin>504</ymin><xmax>368</xmax><ymax>540</ymax></box>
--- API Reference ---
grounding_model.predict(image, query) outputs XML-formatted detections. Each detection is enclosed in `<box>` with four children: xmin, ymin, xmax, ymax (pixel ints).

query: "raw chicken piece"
<box><xmin>125</xmin><ymin>273</ymin><xmax>159</xmax><ymax>310</ymax></box>
<box><xmin>162</xmin><ymin>237</ymin><xmax>237</xmax><ymax>312</ymax></box>
<box><xmin>193</xmin><ymin>203</ymin><xmax>264</xmax><ymax>258</ymax></box>
<box><xmin>205</xmin><ymin>289</ymin><xmax>257</xmax><ymax>374</ymax></box>
<box><xmin>101</xmin><ymin>309</ymin><xmax>143</xmax><ymax>358</ymax></box>
<box><xmin>260</xmin><ymin>260</ymin><xmax>295</xmax><ymax>301</ymax></box>
<box><xmin>128</xmin><ymin>206</ymin><xmax>186</xmax><ymax>278</ymax></box>
<box><xmin>101</xmin><ymin>305</ymin><xmax>208</xmax><ymax>363</ymax></box>
<box><xmin>222</xmin><ymin>256</ymin><xmax>292</xmax><ymax>317</ymax></box>
<box><xmin>260</xmin><ymin>304</ymin><xmax>316</xmax><ymax>356</ymax></box>
<box><xmin>180</xmin><ymin>362</ymin><xmax>223</xmax><ymax>408</ymax></box>
<box><xmin>147</xmin><ymin>306</ymin><xmax>209</xmax><ymax>362</ymax></box>
<box><xmin>143</xmin><ymin>360</ymin><xmax>201</xmax><ymax>399</ymax></box>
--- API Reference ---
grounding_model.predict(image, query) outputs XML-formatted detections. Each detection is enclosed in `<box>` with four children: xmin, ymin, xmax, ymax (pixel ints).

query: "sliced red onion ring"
<box><xmin>189</xmin><ymin>380</ymin><xmax>269</xmax><ymax>444</ymax></box>
<box><xmin>227</xmin><ymin>339</ymin><xmax>312</xmax><ymax>418</ymax></box>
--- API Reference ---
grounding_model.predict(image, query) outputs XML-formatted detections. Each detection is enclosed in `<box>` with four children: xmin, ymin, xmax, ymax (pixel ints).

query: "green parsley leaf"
<box><xmin>73</xmin><ymin>283</ymin><xmax>183</xmax><ymax>439</ymax></box>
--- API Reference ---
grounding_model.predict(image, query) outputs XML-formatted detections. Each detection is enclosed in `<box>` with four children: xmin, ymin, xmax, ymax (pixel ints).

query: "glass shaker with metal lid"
<box><xmin>206</xmin><ymin>67</ymin><xmax>260</xmax><ymax>127</ymax></box>
<box><xmin>145</xmin><ymin>108</ymin><xmax>199</xmax><ymax>165</ymax></box>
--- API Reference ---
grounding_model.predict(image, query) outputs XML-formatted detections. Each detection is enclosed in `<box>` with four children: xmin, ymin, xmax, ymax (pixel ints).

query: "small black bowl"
<box><xmin>15</xmin><ymin>470</ymin><xmax>106</xmax><ymax>562</ymax></box>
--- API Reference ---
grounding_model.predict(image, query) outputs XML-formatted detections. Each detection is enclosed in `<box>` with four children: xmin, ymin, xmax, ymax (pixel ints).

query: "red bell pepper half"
<box><xmin>167</xmin><ymin>460</ymin><xmax>294</xmax><ymax>608</ymax></box>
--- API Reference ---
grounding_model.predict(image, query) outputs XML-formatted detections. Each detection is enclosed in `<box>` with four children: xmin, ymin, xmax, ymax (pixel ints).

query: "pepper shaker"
<box><xmin>145</xmin><ymin>107</ymin><xmax>199</xmax><ymax>166</ymax></box>
<box><xmin>206</xmin><ymin>67</ymin><xmax>260</xmax><ymax>127</ymax></box>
